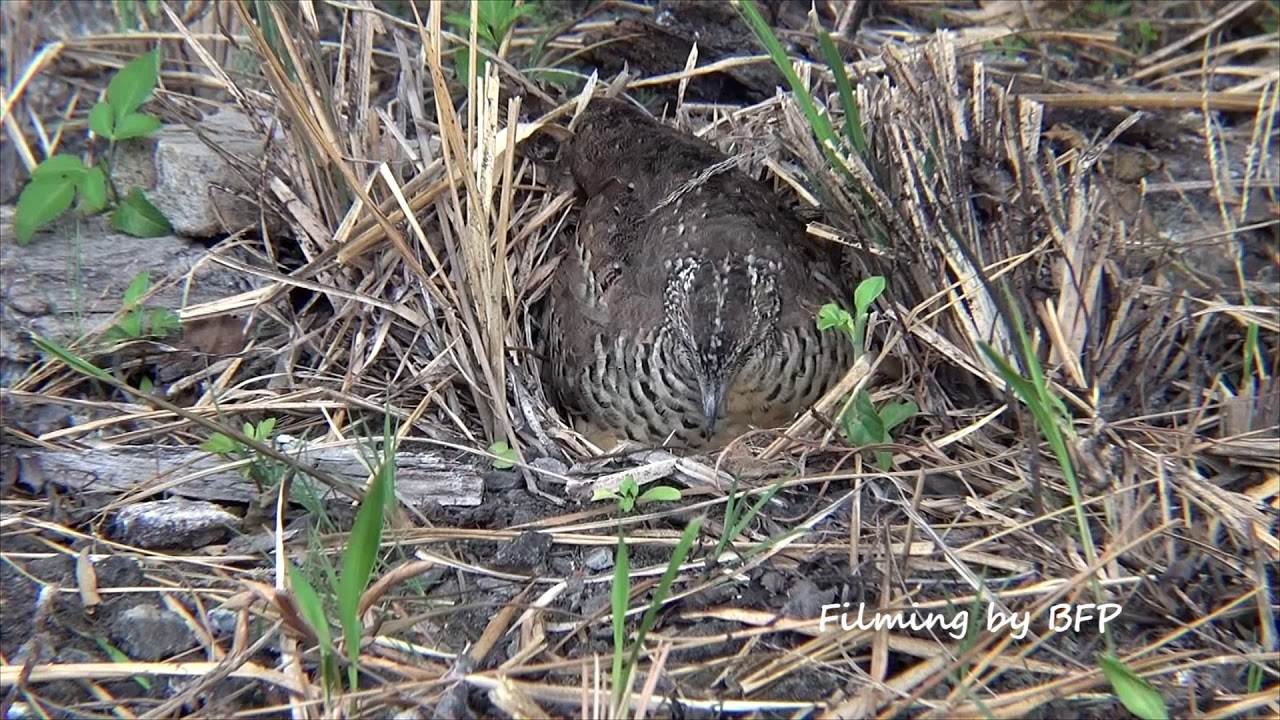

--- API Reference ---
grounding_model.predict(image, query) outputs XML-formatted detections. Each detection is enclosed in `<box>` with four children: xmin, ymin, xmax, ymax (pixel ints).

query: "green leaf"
<box><xmin>201</xmin><ymin>432</ymin><xmax>239</xmax><ymax>456</ymax></box>
<box><xmin>854</xmin><ymin>276</ymin><xmax>886</xmax><ymax>316</ymax></box>
<box><xmin>147</xmin><ymin>308</ymin><xmax>180</xmax><ymax>338</ymax></box>
<box><xmin>725</xmin><ymin>481</ymin><xmax>784</xmax><ymax>549</ymax></box>
<box><xmin>592</xmin><ymin>488</ymin><xmax>621</xmax><ymax>503</ymax></box>
<box><xmin>879</xmin><ymin>401</ymin><xmax>918</xmax><ymax>432</ymax></box>
<box><xmin>113</xmin><ymin>310</ymin><xmax>144</xmax><ymax>340</ymax></box>
<box><xmin>488</xmin><ymin>440</ymin><xmax>517</xmax><ymax>469</ymax></box>
<box><xmin>873</xmin><ymin>449</ymin><xmax>893</xmax><ymax>471</ymax></box>
<box><xmin>107</xmin><ymin>49</ymin><xmax>160</xmax><ymax>122</ymax></box>
<box><xmin>289</xmin><ymin>565</ymin><xmax>333</xmax><ymax>649</ymax></box>
<box><xmin>610</xmin><ymin>531</ymin><xmax>630</xmax><ymax>707</ymax></box>
<box><xmin>618</xmin><ymin>475</ymin><xmax>639</xmax><ymax>498</ymax></box>
<box><xmin>816</xmin><ymin>27</ymin><xmax>866</xmax><ymax>155</ymax></box>
<box><xmin>78</xmin><ymin>166</ymin><xmax>108</xmax><ymax>214</ymax></box>
<box><xmin>256</xmin><ymin>417</ymin><xmax>277</xmax><ymax>442</ymax></box>
<box><xmin>15</xmin><ymin>177</ymin><xmax>78</xmax><ymax>245</ymax></box>
<box><xmin>32</xmin><ymin>335</ymin><xmax>112</xmax><ymax>382</ymax></box>
<box><xmin>637</xmin><ymin>486</ymin><xmax>682</xmax><ymax>505</ymax></box>
<box><xmin>138</xmin><ymin>375</ymin><xmax>154</xmax><ymax>394</ymax></box>
<box><xmin>1098</xmin><ymin>654</ymin><xmax>1168</xmax><ymax>720</ymax></box>
<box><xmin>31</xmin><ymin>154</ymin><xmax>88</xmax><ymax>181</ymax></box>
<box><xmin>527</xmin><ymin>68</ymin><xmax>579</xmax><ymax>89</ymax></box>
<box><xmin>842</xmin><ymin>412</ymin><xmax>875</xmax><ymax>447</ymax></box>
<box><xmin>337</xmin><ymin>456</ymin><xmax>391</xmax><ymax>691</ymax></box>
<box><xmin>111</xmin><ymin>188</ymin><xmax>172</xmax><ymax>237</ymax></box>
<box><xmin>112</xmin><ymin>112</ymin><xmax>161</xmax><ymax>140</ymax></box>
<box><xmin>95</xmin><ymin>637</ymin><xmax>152</xmax><ymax>690</ymax></box>
<box><xmin>89</xmin><ymin>101</ymin><xmax>115</xmax><ymax>138</ymax></box>
<box><xmin>815</xmin><ymin>303</ymin><xmax>853</xmax><ymax>332</ymax></box>
<box><xmin>444</xmin><ymin>12</ymin><xmax>472</xmax><ymax>33</ymax></box>
<box><xmin>854</xmin><ymin>391</ymin><xmax>886</xmax><ymax>440</ymax></box>
<box><xmin>122</xmin><ymin>270</ymin><xmax>150</xmax><ymax>308</ymax></box>
<box><xmin>626</xmin><ymin>517</ymin><xmax>702</xmax><ymax>673</ymax></box>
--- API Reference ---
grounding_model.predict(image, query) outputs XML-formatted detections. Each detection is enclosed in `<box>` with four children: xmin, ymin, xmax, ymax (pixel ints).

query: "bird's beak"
<box><xmin>700</xmin><ymin>380</ymin><xmax>724</xmax><ymax>435</ymax></box>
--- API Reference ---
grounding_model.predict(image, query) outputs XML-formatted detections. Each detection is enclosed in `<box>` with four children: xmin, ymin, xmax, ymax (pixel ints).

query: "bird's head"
<box><xmin>663</xmin><ymin>254</ymin><xmax>781</xmax><ymax>434</ymax></box>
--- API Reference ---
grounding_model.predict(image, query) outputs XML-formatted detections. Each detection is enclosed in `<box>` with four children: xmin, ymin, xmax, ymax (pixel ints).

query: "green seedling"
<box><xmin>979</xmin><ymin>282</ymin><xmax>1112</xmax><ymax>638</ymax></box>
<box><xmin>114</xmin><ymin>0</ymin><xmax>162</xmax><ymax>31</ymax></box>
<box><xmin>593</xmin><ymin>475</ymin><xmax>683</xmax><ymax>514</ymax></box>
<box><xmin>817</xmin><ymin>275</ymin><xmax>885</xmax><ymax>358</ymax></box>
<box><xmin>488</xmin><ymin>440</ymin><xmax>518</xmax><ymax>470</ymax></box>
<box><xmin>103</xmin><ymin>270</ymin><xmax>180</xmax><ymax>344</ymax></box>
<box><xmin>841</xmin><ymin>389</ymin><xmax>917</xmax><ymax>470</ymax></box>
<box><xmin>1098</xmin><ymin>654</ymin><xmax>1168</xmax><ymax>720</ymax></box>
<box><xmin>15</xmin><ymin>50</ymin><xmax>171</xmax><ymax>245</ymax></box>
<box><xmin>287</xmin><ymin>414</ymin><xmax>399</xmax><ymax>695</ymax></box>
<box><xmin>610</xmin><ymin>517</ymin><xmax>701</xmax><ymax>718</ymax></box>
<box><xmin>202</xmin><ymin>417</ymin><xmax>282</xmax><ymax>491</ymax></box>
<box><xmin>447</xmin><ymin>0</ymin><xmax>539</xmax><ymax>80</ymax></box>
<box><xmin>817</xmin><ymin>276</ymin><xmax>914</xmax><ymax>467</ymax></box>
<box><xmin>711</xmin><ymin>476</ymin><xmax>784</xmax><ymax>563</ymax></box>
<box><xmin>446</xmin><ymin>0</ymin><xmax>535</xmax><ymax>49</ymax></box>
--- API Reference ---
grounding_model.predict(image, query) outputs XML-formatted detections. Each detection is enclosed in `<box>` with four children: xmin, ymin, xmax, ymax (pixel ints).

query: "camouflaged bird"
<box><xmin>545</xmin><ymin>97</ymin><xmax>852</xmax><ymax>448</ymax></box>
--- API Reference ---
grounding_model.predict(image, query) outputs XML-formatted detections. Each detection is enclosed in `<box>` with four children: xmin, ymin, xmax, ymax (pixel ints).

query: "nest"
<box><xmin>1</xmin><ymin>1</ymin><xmax>1277</xmax><ymax>717</ymax></box>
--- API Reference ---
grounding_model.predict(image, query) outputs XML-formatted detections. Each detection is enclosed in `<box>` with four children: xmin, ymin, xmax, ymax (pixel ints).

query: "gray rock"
<box><xmin>110</xmin><ymin>604</ymin><xmax>197</xmax><ymax>661</ymax></box>
<box><xmin>0</xmin><ymin>206</ymin><xmax>248</xmax><ymax>362</ymax></box>
<box><xmin>113</xmin><ymin>499</ymin><xmax>238</xmax><ymax>549</ymax></box>
<box><xmin>112</xmin><ymin>110</ymin><xmax>283</xmax><ymax>237</ymax></box>
<box><xmin>583</xmin><ymin>546</ymin><xmax>614</xmax><ymax>572</ymax></box>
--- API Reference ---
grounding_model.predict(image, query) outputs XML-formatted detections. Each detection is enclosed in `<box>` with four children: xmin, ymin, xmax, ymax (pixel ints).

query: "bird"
<box><xmin>544</xmin><ymin>97</ymin><xmax>853</xmax><ymax>449</ymax></box>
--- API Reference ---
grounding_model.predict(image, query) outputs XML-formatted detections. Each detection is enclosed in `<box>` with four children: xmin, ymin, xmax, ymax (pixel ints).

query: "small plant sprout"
<box><xmin>202</xmin><ymin>417</ymin><xmax>282</xmax><ymax>491</ymax></box>
<box><xmin>711</xmin><ymin>477</ymin><xmax>784</xmax><ymax>563</ymax></box>
<box><xmin>446</xmin><ymin>0</ymin><xmax>538</xmax><ymax>80</ymax></box>
<box><xmin>816</xmin><ymin>275</ymin><xmax>885</xmax><ymax>358</ymax></box>
<box><xmin>446</xmin><ymin>0</ymin><xmax>534</xmax><ymax>50</ymax></box>
<box><xmin>841</xmin><ymin>390</ymin><xmax>917</xmax><ymax>471</ymax></box>
<box><xmin>287</xmin><ymin>414</ymin><xmax>399</xmax><ymax>695</ymax></box>
<box><xmin>1098</xmin><ymin>654</ymin><xmax>1168</xmax><ymax>720</ymax></box>
<box><xmin>488</xmin><ymin>440</ymin><xmax>518</xmax><ymax>469</ymax></box>
<box><xmin>593</xmin><ymin>475</ymin><xmax>683</xmax><ymax>514</ymax></box>
<box><xmin>15</xmin><ymin>49</ymin><xmax>171</xmax><ymax>245</ymax></box>
<box><xmin>103</xmin><ymin>270</ymin><xmax>180</xmax><ymax>344</ymax></box>
<box><xmin>610</xmin><ymin>516</ymin><xmax>702</xmax><ymax>718</ymax></box>
<box><xmin>817</xmin><ymin>276</ymin><xmax>914</xmax><ymax>467</ymax></box>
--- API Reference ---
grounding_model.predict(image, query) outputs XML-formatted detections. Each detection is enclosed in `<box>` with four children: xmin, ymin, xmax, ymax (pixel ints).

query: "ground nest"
<box><xmin>1</xmin><ymin>1</ymin><xmax>1277</xmax><ymax>718</ymax></box>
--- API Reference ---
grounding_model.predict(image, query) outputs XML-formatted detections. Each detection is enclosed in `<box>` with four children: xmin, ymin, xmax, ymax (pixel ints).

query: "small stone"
<box><xmin>583</xmin><ymin>546</ymin><xmax>614</xmax><ymax>572</ymax></box>
<box><xmin>113</xmin><ymin>499</ymin><xmax>237</xmax><ymax>549</ymax></box>
<box><xmin>110</xmin><ymin>604</ymin><xmax>197</xmax><ymax>661</ymax></box>
<box><xmin>490</xmin><ymin>531</ymin><xmax>553</xmax><ymax>572</ymax></box>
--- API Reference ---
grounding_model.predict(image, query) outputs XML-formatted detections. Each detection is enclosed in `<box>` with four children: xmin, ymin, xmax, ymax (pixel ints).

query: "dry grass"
<box><xmin>1</xmin><ymin>1</ymin><xmax>1277</xmax><ymax>717</ymax></box>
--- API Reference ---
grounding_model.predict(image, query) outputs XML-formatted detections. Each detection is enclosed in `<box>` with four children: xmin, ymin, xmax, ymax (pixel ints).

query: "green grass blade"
<box><xmin>289</xmin><ymin>564</ymin><xmax>332</xmax><ymax>648</ymax></box>
<box><xmin>725</xmin><ymin>483</ymin><xmax>783</xmax><ymax>551</ymax></box>
<box><xmin>626</xmin><ymin>517</ymin><xmax>703</xmax><ymax>680</ymax></box>
<box><xmin>712</xmin><ymin>476</ymin><xmax>740</xmax><ymax>561</ymax></box>
<box><xmin>735</xmin><ymin>0</ymin><xmax>841</xmax><ymax>160</ymax></box>
<box><xmin>816</xmin><ymin>28</ymin><xmax>865</xmax><ymax>155</ymax></box>
<box><xmin>336</xmin><ymin>448</ymin><xmax>392</xmax><ymax>691</ymax></box>
<box><xmin>32</xmin><ymin>335</ymin><xmax>112</xmax><ymax>382</ymax></box>
<box><xmin>1098</xmin><ymin>654</ymin><xmax>1168</xmax><ymax>720</ymax></box>
<box><xmin>610</xmin><ymin>530</ymin><xmax>630</xmax><ymax>713</ymax></box>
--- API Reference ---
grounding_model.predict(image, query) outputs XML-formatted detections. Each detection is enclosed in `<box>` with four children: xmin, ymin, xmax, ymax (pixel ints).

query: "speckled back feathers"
<box><xmin>546</xmin><ymin>98</ymin><xmax>852</xmax><ymax>448</ymax></box>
